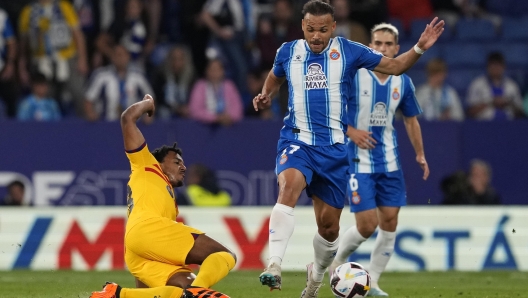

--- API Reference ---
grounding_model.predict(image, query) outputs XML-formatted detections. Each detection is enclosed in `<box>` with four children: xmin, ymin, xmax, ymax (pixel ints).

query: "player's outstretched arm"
<box><xmin>403</xmin><ymin>116</ymin><xmax>429</xmax><ymax>180</ymax></box>
<box><xmin>374</xmin><ymin>17</ymin><xmax>444</xmax><ymax>76</ymax></box>
<box><xmin>253</xmin><ymin>70</ymin><xmax>285</xmax><ymax>111</ymax></box>
<box><xmin>120</xmin><ymin>94</ymin><xmax>155</xmax><ymax>151</ymax></box>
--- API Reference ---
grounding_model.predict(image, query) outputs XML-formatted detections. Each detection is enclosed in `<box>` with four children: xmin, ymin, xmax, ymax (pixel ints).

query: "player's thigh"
<box><xmin>126</xmin><ymin>217</ymin><xmax>203</xmax><ymax>265</ymax></box>
<box><xmin>375</xmin><ymin>170</ymin><xmax>407</xmax><ymax>208</ymax></box>
<box><xmin>126</xmin><ymin>247</ymin><xmax>193</xmax><ymax>288</ymax></box>
<box><xmin>308</xmin><ymin>144</ymin><xmax>348</xmax><ymax>209</ymax></box>
<box><xmin>276</xmin><ymin>142</ymin><xmax>312</xmax><ymax>206</ymax></box>
<box><xmin>348</xmin><ymin>173</ymin><xmax>377</xmax><ymax>213</ymax></box>
<box><xmin>185</xmin><ymin>233</ymin><xmax>236</xmax><ymax>265</ymax></box>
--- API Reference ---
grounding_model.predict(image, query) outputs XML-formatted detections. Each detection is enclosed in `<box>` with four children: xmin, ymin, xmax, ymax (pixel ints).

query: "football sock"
<box><xmin>121</xmin><ymin>286</ymin><xmax>183</xmax><ymax>298</ymax></box>
<box><xmin>312</xmin><ymin>232</ymin><xmax>339</xmax><ymax>282</ymax></box>
<box><xmin>369</xmin><ymin>229</ymin><xmax>396</xmax><ymax>284</ymax></box>
<box><xmin>192</xmin><ymin>251</ymin><xmax>236</xmax><ymax>288</ymax></box>
<box><xmin>334</xmin><ymin>225</ymin><xmax>367</xmax><ymax>265</ymax></box>
<box><xmin>268</xmin><ymin>203</ymin><xmax>295</xmax><ymax>267</ymax></box>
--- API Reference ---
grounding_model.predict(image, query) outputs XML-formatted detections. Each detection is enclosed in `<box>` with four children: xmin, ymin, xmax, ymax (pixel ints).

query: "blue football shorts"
<box><xmin>275</xmin><ymin>139</ymin><xmax>348</xmax><ymax>209</ymax></box>
<box><xmin>346</xmin><ymin>170</ymin><xmax>407</xmax><ymax>213</ymax></box>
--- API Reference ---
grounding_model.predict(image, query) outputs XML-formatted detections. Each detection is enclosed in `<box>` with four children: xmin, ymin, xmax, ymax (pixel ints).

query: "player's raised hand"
<box><xmin>347</xmin><ymin>125</ymin><xmax>377</xmax><ymax>149</ymax></box>
<box><xmin>142</xmin><ymin>94</ymin><xmax>155</xmax><ymax>117</ymax></box>
<box><xmin>253</xmin><ymin>93</ymin><xmax>272</xmax><ymax>111</ymax></box>
<box><xmin>416</xmin><ymin>17</ymin><xmax>445</xmax><ymax>51</ymax></box>
<box><xmin>417</xmin><ymin>155</ymin><xmax>430</xmax><ymax>180</ymax></box>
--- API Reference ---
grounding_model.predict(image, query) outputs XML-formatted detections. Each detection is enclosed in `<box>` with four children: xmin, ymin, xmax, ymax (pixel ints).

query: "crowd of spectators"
<box><xmin>0</xmin><ymin>0</ymin><xmax>526</xmax><ymax>123</ymax></box>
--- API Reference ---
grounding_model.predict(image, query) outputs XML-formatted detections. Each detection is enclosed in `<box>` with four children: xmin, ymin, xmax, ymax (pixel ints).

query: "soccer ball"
<box><xmin>330</xmin><ymin>262</ymin><xmax>371</xmax><ymax>298</ymax></box>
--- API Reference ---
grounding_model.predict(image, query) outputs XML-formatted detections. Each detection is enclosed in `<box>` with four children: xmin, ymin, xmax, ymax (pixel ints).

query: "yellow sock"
<box><xmin>121</xmin><ymin>286</ymin><xmax>183</xmax><ymax>298</ymax></box>
<box><xmin>192</xmin><ymin>251</ymin><xmax>236</xmax><ymax>288</ymax></box>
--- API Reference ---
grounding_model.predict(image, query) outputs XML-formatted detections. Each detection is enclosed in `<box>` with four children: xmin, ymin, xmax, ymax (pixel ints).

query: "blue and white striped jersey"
<box><xmin>273</xmin><ymin>36</ymin><xmax>382</xmax><ymax>146</ymax></box>
<box><xmin>347</xmin><ymin>68</ymin><xmax>422</xmax><ymax>173</ymax></box>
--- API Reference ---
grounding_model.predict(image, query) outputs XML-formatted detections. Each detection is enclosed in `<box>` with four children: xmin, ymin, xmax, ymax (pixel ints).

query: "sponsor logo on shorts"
<box><xmin>352</xmin><ymin>191</ymin><xmax>361</xmax><ymax>204</ymax></box>
<box><xmin>280</xmin><ymin>154</ymin><xmax>288</xmax><ymax>165</ymax></box>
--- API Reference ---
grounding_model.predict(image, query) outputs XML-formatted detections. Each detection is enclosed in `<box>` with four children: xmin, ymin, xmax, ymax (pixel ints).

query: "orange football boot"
<box><xmin>90</xmin><ymin>282</ymin><xmax>121</xmax><ymax>298</ymax></box>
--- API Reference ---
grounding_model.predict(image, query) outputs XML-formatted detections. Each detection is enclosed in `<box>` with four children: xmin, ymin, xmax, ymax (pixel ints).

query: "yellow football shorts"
<box><xmin>125</xmin><ymin>216</ymin><xmax>204</xmax><ymax>287</ymax></box>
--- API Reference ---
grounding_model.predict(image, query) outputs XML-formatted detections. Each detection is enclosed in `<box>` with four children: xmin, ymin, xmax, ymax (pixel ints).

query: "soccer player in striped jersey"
<box><xmin>329</xmin><ymin>23</ymin><xmax>430</xmax><ymax>297</ymax></box>
<box><xmin>90</xmin><ymin>95</ymin><xmax>235</xmax><ymax>298</ymax></box>
<box><xmin>253</xmin><ymin>0</ymin><xmax>442</xmax><ymax>297</ymax></box>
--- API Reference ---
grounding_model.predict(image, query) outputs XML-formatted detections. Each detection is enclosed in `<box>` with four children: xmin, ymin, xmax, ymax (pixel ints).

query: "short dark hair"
<box><xmin>8</xmin><ymin>180</ymin><xmax>24</xmax><ymax>190</ymax></box>
<box><xmin>31</xmin><ymin>72</ymin><xmax>48</xmax><ymax>85</ymax></box>
<box><xmin>151</xmin><ymin>142</ymin><xmax>183</xmax><ymax>163</ymax></box>
<box><xmin>302</xmin><ymin>0</ymin><xmax>334</xmax><ymax>20</ymax></box>
<box><xmin>487</xmin><ymin>52</ymin><xmax>505</xmax><ymax>65</ymax></box>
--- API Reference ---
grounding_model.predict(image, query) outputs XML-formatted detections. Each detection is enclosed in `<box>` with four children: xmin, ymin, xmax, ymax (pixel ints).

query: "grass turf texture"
<box><xmin>0</xmin><ymin>270</ymin><xmax>526</xmax><ymax>298</ymax></box>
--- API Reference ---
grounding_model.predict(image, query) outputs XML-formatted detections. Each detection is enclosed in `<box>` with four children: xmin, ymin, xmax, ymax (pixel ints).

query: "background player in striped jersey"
<box><xmin>90</xmin><ymin>95</ymin><xmax>235</xmax><ymax>298</ymax></box>
<box><xmin>330</xmin><ymin>23</ymin><xmax>430</xmax><ymax>297</ymax></box>
<box><xmin>253</xmin><ymin>0</ymin><xmax>442</xmax><ymax>297</ymax></box>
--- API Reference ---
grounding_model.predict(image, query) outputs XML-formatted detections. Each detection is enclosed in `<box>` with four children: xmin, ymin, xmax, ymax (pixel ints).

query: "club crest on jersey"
<box><xmin>305</xmin><ymin>63</ymin><xmax>328</xmax><ymax>90</ymax></box>
<box><xmin>352</xmin><ymin>191</ymin><xmax>361</xmax><ymax>204</ymax></box>
<box><xmin>166</xmin><ymin>185</ymin><xmax>174</xmax><ymax>199</ymax></box>
<box><xmin>280</xmin><ymin>154</ymin><xmax>288</xmax><ymax>165</ymax></box>
<box><xmin>329</xmin><ymin>49</ymin><xmax>340</xmax><ymax>60</ymax></box>
<box><xmin>369</xmin><ymin>102</ymin><xmax>388</xmax><ymax>126</ymax></box>
<box><xmin>392</xmin><ymin>88</ymin><xmax>400</xmax><ymax>100</ymax></box>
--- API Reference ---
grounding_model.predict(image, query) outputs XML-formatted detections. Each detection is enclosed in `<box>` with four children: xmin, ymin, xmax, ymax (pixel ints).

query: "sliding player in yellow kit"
<box><xmin>90</xmin><ymin>95</ymin><xmax>236</xmax><ymax>298</ymax></box>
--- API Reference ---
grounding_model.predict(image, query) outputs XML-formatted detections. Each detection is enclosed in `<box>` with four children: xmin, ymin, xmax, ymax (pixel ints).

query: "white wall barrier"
<box><xmin>0</xmin><ymin>206</ymin><xmax>526</xmax><ymax>271</ymax></box>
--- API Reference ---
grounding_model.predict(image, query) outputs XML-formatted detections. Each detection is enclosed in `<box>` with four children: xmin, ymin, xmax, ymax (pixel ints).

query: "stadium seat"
<box><xmin>455</xmin><ymin>19</ymin><xmax>496</xmax><ymax>41</ymax></box>
<box><xmin>389</xmin><ymin>18</ymin><xmax>406</xmax><ymax>41</ymax></box>
<box><xmin>405</xmin><ymin>68</ymin><xmax>427</xmax><ymax>88</ymax></box>
<box><xmin>485</xmin><ymin>43</ymin><xmax>528</xmax><ymax>67</ymax></box>
<box><xmin>501</xmin><ymin>17</ymin><xmax>528</xmax><ymax>41</ymax></box>
<box><xmin>441</xmin><ymin>43</ymin><xmax>487</xmax><ymax>67</ymax></box>
<box><xmin>445</xmin><ymin>68</ymin><xmax>483</xmax><ymax>99</ymax></box>
<box><xmin>410</xmin><ymin>18</ymin><xmax>452</xmax><ymax>42</ymax></box>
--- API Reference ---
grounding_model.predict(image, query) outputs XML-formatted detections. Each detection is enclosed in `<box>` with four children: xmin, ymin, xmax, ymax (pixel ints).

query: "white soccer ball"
<box><xmin>330</xmin><ymin>262</ymin><xmax>371</xmax><ymax>298</ymax></box>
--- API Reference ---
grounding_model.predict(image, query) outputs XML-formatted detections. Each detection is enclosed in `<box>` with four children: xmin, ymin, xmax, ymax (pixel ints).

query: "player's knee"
<box><xmin>357</xmin><ymin>221</ymin><xmax>377</xmax><ymax>238</ymax></box>
<box><xmin>318</xmin><ymin>225</ymin><xmax>340</xmax><ymax>241</ymax></box>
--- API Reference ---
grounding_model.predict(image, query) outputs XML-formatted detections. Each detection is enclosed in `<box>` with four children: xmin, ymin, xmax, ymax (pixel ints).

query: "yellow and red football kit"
<box><xmin>124</xmin><ymin>142</ymin><xmax>203</xmax><ymax>287</ymax></box>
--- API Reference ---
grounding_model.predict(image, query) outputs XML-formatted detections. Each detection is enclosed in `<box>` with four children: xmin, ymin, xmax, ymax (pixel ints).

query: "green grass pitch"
<box><xmin>0</xmin><ymin>270</ymin><xmax>526</xmax><ymax>298</ymax></box>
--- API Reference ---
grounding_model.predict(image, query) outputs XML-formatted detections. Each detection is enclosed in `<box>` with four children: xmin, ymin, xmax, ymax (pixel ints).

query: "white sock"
<box><xmin>334</xmin><ymin>225</ymin><xmax>368</xmax><ymax>265</ymax></box>
<box><xmin>369</xmin><ymin>229</ymin><xmax>396</xmax><ymax>284</ymax></box>
<box><xmin>312</xmin><ymin>233</ymin><xmax>339</xmax><ymax>282</ymax></box>
<box><xmin>268</xmin><ymin>203</ymin><xmax>295</xmax><ymax>266</ymax></box>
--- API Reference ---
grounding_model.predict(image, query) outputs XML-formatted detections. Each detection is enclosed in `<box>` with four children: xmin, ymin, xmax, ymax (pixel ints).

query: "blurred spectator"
<box><xmin>0</xmin><ymin>7</ymin><xmax>18</xmax><ymax>118</ymax></box>
<box><xmin>459</xmin><ymin>0</ymin><xmax>501</xmax><ymax>28</ymax></box>
<box><xmin>255</xmin><ymin>0</ymin><xmax>303</xmax><ymax>70</ymax></box>
<box><xmin>18</xmin><ymin>0</ymin><xmax>88</xmax><ymax>117</ymax></box>
<box><xmin>331</xmin><ymin>0</ymin><xmax>369</xmax><ymax>45</ymax></box>
<box><xmin>189</xmin><ymin>58</ymin><xmax>243</xmax><ymax>126</ymax></box>
<box><xmin>441</xmin><ymin>170</ymin><xmax>472</xmax><ymax>205</ymax></box>
<box><xmin>387</xmin><ymin>0</ymin><xmax>433</xmax><ymax>30</ymax></box>
<box><xmin>0</xmin><ymin>180</ymin><xmax>25</xmax><ymax>206</ymax></box>
<box><xmin>180</xmin><ymin>0</ymin><xmax>209</xmax><ymax>77</ymax></box>
<box><xmin>348</xmin><ymin>0</ymin><xmax>389</xmax><ymax>34</ymax></box>
<box><xmin>84</xmin><ymin>45</ymin><xmax>153</xmax><ymax>121</ymax></box>
<box><xmin>17</xmin><ymin>72</ymin><xmax>61</xmax><ymax>121</ymax></box>
<box><xmin>184</xmin><ymin>164</ymin><xmax>232</xmax><ymax>207</ymax></box>
<box><xmin>72</xmin><ymin>0</ymin><xmax>102</xmax><ymax>71</ymax></box>
<box><xmin>430</xmin><ymin>0</ymin><xmax>462</xmax><ymax>29</ymax></box>
<box><xmin>96</xmin><ymin>0</ymin><xmax>149</xmax><ymax>70</ymax></box>
<box><xmin>441</xmin><ymin>159</ymin><xmax>501</xmax><ymax>205</ymax></box>
<box><xmin>416</xmin><ymin>58</ymin><xmax>464</xmax><ymax>121</ymax></box>
<box><xmin>243</xmin><ymin>69</ymin><xmax>273</xmax><ymax>119</ymax></box>
<box><xmin>467</xmin><ymin>159</ymin><xmax>501</xmax><ymax>204</ymax></box>
<box><xmin>152</xmin><ymin>45</ymin><xmax>196</xmax><ymax>119</ymax></box>
<box><xmin>466</xmin><ymin>52</ymin><xmax>524</xmax><ymax>120</ymax></box>
<box><xmin>201</xmin><ymin>0</ymin><xmax>250</xmax><ymax>95</ymax></box>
